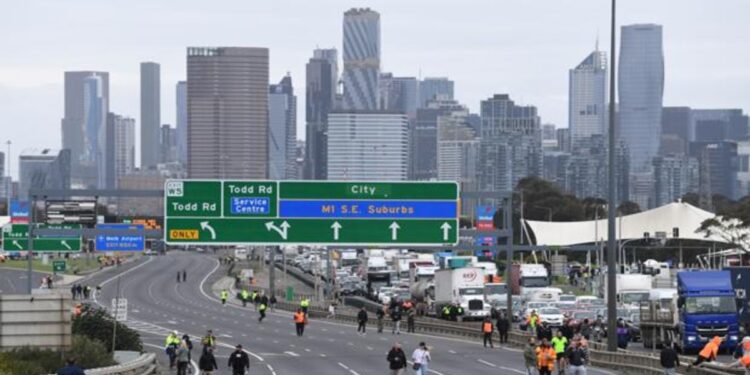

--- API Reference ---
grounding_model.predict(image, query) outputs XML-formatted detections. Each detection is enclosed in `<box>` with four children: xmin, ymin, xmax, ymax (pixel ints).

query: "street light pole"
<box><xmin>5</xmin><ymin>140</ymin><xmax>10</xmax><ymax>215</ymax></box>
<box><xmin>606</xmin><ymin>0</ymin><xmax>618</xmax><ymax>352</ymax></box>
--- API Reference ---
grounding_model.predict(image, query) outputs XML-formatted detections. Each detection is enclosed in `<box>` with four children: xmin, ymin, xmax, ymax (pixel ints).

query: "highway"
<box><xmin>0</xmin><ymin>266</ymin><xmax>57</xmax><ymax>294</ymax></box>
<box><xmin>86</xmin><ymin>252</ymin><xmax>617</xmax><ymax>375</ymax></box>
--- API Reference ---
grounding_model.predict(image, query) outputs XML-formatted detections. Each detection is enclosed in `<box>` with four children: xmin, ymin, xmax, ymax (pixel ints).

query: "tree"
<box><xmin>681</xmin><ymin>192</ymin><xmax>700</xmax><ymax>207</ymax></box>
<box><xmin>516</xmin><ymin>177</ymin><xmax>585</xmax><ymax>222</ymax></box>
<box><xmin>72</xmin><ymin>305</ymin><xmax>142</xmax><ymax>352</ymax></box>
<box><xmin>581</xmin><ymin>197</ymin><xmax>608</xmax><ymax>220</ymax></box>
<box><xmin>697</xmin><ymin>217</ymin><xmax>750</xmax><ymax>252</ymax></box>
<box><xmin>617</xmin><ymin>201</ymin><xmax>641</xmax><ymax>216</ymax></box>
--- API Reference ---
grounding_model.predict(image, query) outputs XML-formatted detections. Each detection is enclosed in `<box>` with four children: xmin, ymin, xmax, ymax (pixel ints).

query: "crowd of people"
<box><xmin>69</xmin><ymin>283</ymin><xmax>97</xmax><ymax>300</ymax></box>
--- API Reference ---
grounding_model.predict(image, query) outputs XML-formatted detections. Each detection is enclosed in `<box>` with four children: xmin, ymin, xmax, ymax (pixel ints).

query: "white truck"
<box><xmin>394</xmin><ymin>255</ymin><xmax>417</xmax><ymax>279</ymax></box>
<box><xmin>434</xmin><ymin>267</ymin><xmax>489</xmax><ymax>320</ymax></box>
<box><xmin>409</xmin><ymin>264</ymin><xmax>438</xmax><ymax>301</ymax></box>
<box><xmin>484</xmin><ymin>283</ymin><xmax>509</xmax><ymax>308</ymax></box>
<box><xmin>339</xmin><ymin>250</ymin><xmax>359</xmax><ymax>268</ymax></box>
<box><xmin>604</xmin><ymin>274</ymin><xmax>652</xmax><ymax>307</ymax></box>
<box><xmin>520</xmin><ymin>264</ymin><xmax>551</xmax><ymax>301</ymax></box>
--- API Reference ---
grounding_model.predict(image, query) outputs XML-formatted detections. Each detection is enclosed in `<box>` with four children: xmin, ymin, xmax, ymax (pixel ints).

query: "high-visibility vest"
<box><xmin>241</xmin><ymin>290</ymin><xmax>249</xmax><ymax>300</ymax></box>
<box><xmin>483</xmin><ymin>322</ymin><xmax>493</xmax><ymax>333</ymax></box>
<box><xmin>294</xmin><ymin>312</ymin><xmax>305</xmax><ymax>323</ymax></box>
<box><xmin>699</xmin><ymin>340</ymin><xmax>719</xmax><ymax>359</ymax></box>
<box><xmin>259</xmin><ymin>303</ymin><xmax>267</xmax><ymax>312</ymax></box>
<box><xmin>442</xmin><ymin>306</ymin><xmax>451</xmax><ymax>316</ymax></box>
<box><xmin>251</xmin><ymin>292</ymin><xmax>258</xmax><ymax>300</ymax></box>
<box><xmin>300</xmin><ymin>299</ymin><xmax>309</xmax><ymax>307</ymax></box>
<box><xmin>221</xmin><ymin>291</ymin><xmax>228</xmax><ymax>299</ymax></box>
<box><xmin>741</xmin><ymin>354</ymin><xmax>750</xmax><ymax>368</ymax></box>
<box><xmin>536</xmin><ymin>346</ymin><xmax>556</xmax><ymax>369</ymax></box>
<box><xmin>165</xmin><ymin>335</ymin><xmax>180</xmax><ymax>346</ymax></box>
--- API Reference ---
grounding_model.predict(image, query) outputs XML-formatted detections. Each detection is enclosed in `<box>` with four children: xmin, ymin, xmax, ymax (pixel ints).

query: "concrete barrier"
<box><xmin>0</xmin><ymin>291</ymin><xmax>72</xmax><ymax>350</ymax></box>
<box><xmin>46</xmin><ymin>353</ymin><xmax>157</xmax><ymax>375</ymax></box>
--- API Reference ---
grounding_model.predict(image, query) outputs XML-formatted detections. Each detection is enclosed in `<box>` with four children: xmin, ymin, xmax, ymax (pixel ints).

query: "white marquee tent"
<box><xmin>523</xmin><ymin>202</ymin><xmax>723</xmax><ymax>246</ymax></box>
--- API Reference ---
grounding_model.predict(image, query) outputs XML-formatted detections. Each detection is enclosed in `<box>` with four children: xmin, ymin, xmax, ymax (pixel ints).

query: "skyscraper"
<box><xmin>619</xmin><ymin>24</ymin><xmax>664</xmax><ymax>171</ymax></box>
<box><xmin>18</xmin><ymin>149</ymin><xmax>70</xmax><ymax>200</ymax></box>
<box><xmin>419</xmin><ymin>77</ymin><xmax>454</xmax><ymax>108</ymax></box>
<box><xmin>569</xmin><ymin>49</ymin><xmax>607</xmax><ymax>144</ymax></box>
<box><xmin>342</xmin><ymin>8</ymin><xmax>380</xmax><ymax>110</ymax></box>
<box><xmin>437</xmin><ymin>109</ymin><xmax>479</xmax><ymax>196</ymax></box>
<box><xmin>105</xmin><ymin>113</ymin><xmax>135</xmax><ymax>189</ymax></box>
<box><xmin>82</xmin><ymin>75</ymin><xmax>107</xmax><ymax>188</ymax></box>
<box><xmin>411</xmin><ymin>97</ymin><xmax>467</xmax><ymax>180</ymax></box>
<box><xmin>160</xmin><ymin>124</ymin><xmax>178</xmax><ymax>164</ymax></box>
<box><xmin>269</xmin><ymin>75</ymin><xmax>297</xmax><ymax>180</ymax></box>
<box><xmin>478</xmin><ymin>94</ymin><xmax>542</xmax><ymax>192</ymax></box>
<box><xmin>327</xmin><ymin>111</ymin><xmax>408</xmax><ymax>180</ymax></box>
<box><xmin>304</xmin><ymin>49</ymin><xmax>338</xmax><ymax>180</ymax></box>
<box><xmin>186</xmin><ymin>47</ymin><xmax>269</xmax><ymax>179</ymax></box>
<box><xmin>379</xmin><ymin>73</ymin><xmax>419</xmax><ymax>119</ymax></box>
<box><xmin>61</xmin><ymin>71</ymin><xmax>109</xmax><ymax>187</ymax></box>
<box><xmin>140</xmin><ymin>62</ymin><xmax>161</xmax><ymax>169</ymax></box>
<box><xmin>175</xmin><ymin>81</ymin><xmax>188</xmax><ymax>167</ymax></box>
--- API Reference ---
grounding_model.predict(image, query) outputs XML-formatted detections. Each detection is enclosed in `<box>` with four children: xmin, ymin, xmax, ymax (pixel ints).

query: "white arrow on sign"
<box><xmin>12</xmin><ymin>240</ymin><xmax>23</xmax><ymax>250</ymax></box>
<box><xmin>440</xmin><ymin>222</ymin><xmax>452</xmax><ymax>241</ymax></box>
<box><xmin>61</xmin><ymin>240</ymin><xmax>72</xmax><ymax>250</ymax></box>
<box><xmin>265</xmin><ymin>221</ymin><xmax>291</xmax><ymax>240</ymax></box>
<box><xmin>331</xmin><ymin>221</ymin><xmax>342</xmax><ymax>240</ymax></box>
<box><xmin>389</xmin><ymin>222</ymin><xmax>400</xmax><ymax>241</ymax></box>
<box><xmin>200</xmin><ymin>221</ymin><xmax>217</xmax><ymax>240</ymax></box>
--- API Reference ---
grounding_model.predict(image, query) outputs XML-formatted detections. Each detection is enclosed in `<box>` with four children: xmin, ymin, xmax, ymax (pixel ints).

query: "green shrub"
<box><xmin>68</xmin><ymin>335</ymin><xmax>116</xmax><ymax>369</ymax></box>
<box><xmin>0</xmin><ymin>336</ymin><xmax>115</xmax><ymax>374</ymax></box>
<box><xmin>72</xmin><ymin>305</ymin><xmax>142</xmax><ymax>352</ymax></box>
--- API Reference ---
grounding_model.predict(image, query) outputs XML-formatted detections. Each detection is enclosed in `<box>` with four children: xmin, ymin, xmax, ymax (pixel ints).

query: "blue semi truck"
<box><xmin>640</xmin><ymin>270</ymin><xmax>739</xmax><ymax>352</ymax></box>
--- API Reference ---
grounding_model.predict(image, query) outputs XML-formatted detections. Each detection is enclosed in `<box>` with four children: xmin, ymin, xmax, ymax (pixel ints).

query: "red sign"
<box><xmin>476</xmin><ymin>220</ymin><xmax>494</xmax><ymax>231</ymax></box>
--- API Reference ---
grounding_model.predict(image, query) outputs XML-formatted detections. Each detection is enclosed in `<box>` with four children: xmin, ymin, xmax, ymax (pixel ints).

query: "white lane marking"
<box><xmin>407</xmin><ymin>361</ymin><xmax>445</xmax><ymax>375</ymax></box>
<box><xmin>285</xmin><ymin>351</ymin><xmax>300</xmax><ymax>357</ymax></box>
<box><xmin>337</xmin><ymin>362</ymin><xmax>361</xmax><ymax>375</ymax></box>
<box><xmin>449</xmin><ymin>350</ymin><xmax>457</xmax><ymax>354</ymax></box>
<box><xmin>500</xmin><ymin>366</ymin><xmax>525</xmax><ymax>374</ymax></box>
<box><xmin>266</xmin><ymin>363</ymin><xmax>277</xmax><ymax>375</ymax></box>
<box><xmin>478</xmin><ymin>359</ymin><xmax>497</xmax><ymax>368</ymax></box>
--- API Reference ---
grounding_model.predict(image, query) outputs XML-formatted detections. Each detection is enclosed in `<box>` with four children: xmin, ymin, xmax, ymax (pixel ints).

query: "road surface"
<box><xmin>88</xmin><ymin>252</ymin><xmax>617</xmax><ymax>375</ymax></box>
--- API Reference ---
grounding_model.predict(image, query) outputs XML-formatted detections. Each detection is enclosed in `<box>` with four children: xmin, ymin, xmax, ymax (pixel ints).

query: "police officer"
<box><xmin>300</xmin><ymin>297</ymin><xmax>310</xmax><ymax>315</ymax></box>
<box><xmin>294</xmin><ymin>308</ymin><xmax>306</xmax><ymax>337</ymax></box>
<box><xmin>258</xmin><ymin>301</ymin><xmax>268</xmax><ymax>322</ymax></box>
<box><xmin>241</xmin><ymin>289</ymin><xmax>249</xmax><ymax>307</ymax></box>
<box><xmin>220</xmin><ymin>289</ymin><xmax>229</xmax><ymax>305</ymax></box>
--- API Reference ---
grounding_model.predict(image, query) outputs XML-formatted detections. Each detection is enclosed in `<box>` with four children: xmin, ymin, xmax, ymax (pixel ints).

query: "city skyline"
<box><xmin>1</xmin><ymin>1</ymin><xmax>749</xmax><ymax>178</ymax></box>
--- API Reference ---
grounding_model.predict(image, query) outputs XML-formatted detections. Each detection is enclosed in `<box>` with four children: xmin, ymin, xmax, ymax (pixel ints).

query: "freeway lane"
<box><xmin>0</xmin><ymin>267</ymin><xmax>58</xmax><ymax>294</ymax></box>
<box><xmin>95</xmin><ymin>252</ymin><xmax>617</xmax><ymax>375</ymax></box>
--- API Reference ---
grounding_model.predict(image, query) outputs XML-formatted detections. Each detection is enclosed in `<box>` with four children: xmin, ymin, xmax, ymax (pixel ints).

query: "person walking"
<box><xmin>566</xmin><ymin>338</ymin><xmax>589</xmax><ymax>375</ymax></box>
<box><xmin>527</xmin><ymin>310</ymin><xmax>539</xmax><ymax>333</ymax></box>
<box><xmin>182</xmin><ymin>334</ymin><xmax>194</xmax><ymax>367</ymax></box>
<box><xmin>536</xmin><ymin>338</ymin><xmax>557</xmax><ymax>375</ymax></box>
<box><xmin>659</xmin><ymin>341</ymin><xmax>679</xmax><ymax>375</ymax></box>
<box><xmin>241</xmin><ymin>289</ymin><xmax>249</xmax><ymax>307</ymax></box>
<box><xmin>616</xmin><ymin>319</ymin><xmax>629</xmax><ymax>349</ymax></box>
<box><xmin>497</xmin><ymin>313</ymin><xmax>510</xmax><ymax>344</ymax></box>
<box><xmin>70</xmin><ymin>284</ymin><xmax>78</xmax><ymax>300</ymax></box>
<box><xmin>391</xmin><ymin>304</ymin><xmax>403</xmax><ymax>335</ymax></box>
<box><xmin>551</xmin><ymin>330</ymin><xmax>568</xmax><ymax>374</ymax></box>
<box><xmin>294</xmin><ymin>308</ymin><xmax>306</xmax><ymax>337</ymax></box>
<box><xmin>182</xmin><ymin>269</ymin><xmax>187</xmax><ymax>282</ymax></box>
<box><xmin>357</xmin><ymin>307</ymin><xmax>368</xmax><ymax>335</ymax></box>
<box><xmin>328</xmin><ymin>303</ymin><xmax>336</xmax><ymax>318</ymax></box>
<box><xmin>227</xmin><ymin>345</ymin><xmax>250</xmax><ymax>375</ymax></box>
<box><xmin>165</xmin><ymin>331</ymin><xmax>181</xmax><ymax>369</ymax></box>
<box><xmin>688</xmin><ymin>336</ymin><xmax>721</xmax><ymax>370</ymax></box>
<box><xmin>177</xmin><ymin>271</ymin><xmax>181</xmax><ymax>283</ymax></box>
<box><xmin>269</xmin><ymin>295</ymin><xmax>277</xmax><ymax>311</ymax></box>
<box><xmin>75</xmin><ymin>284</ymin><xmax>83</xmax><ymax>299</ymax></box>
<box><xmin>56</xmin><ymin>357</ymin><xmax>85</xmax><ymax>375</ymax></box>
<box><xmin>482</xmin><ymin>316</ymin><xmax>494</xmax><ymax>348</ymax></box>
<box><xmin>258</xmin><ymin>301</ymin><xmax>268</xmax><ymax>322</ymax></box>
<box><xmin>220</xmin><ymin>289</ymin><xmax>228</xmax><ymax>305</ymax></box>
<box><xmin>198</xmin><ymin>347</ymin><xmax>218</xmax><ymax>375</ymax></box>
<box><xmin>176</xmin><ymin>341</ymin><xmax>191</xmax><ymax>375</ymax></box>
<box><xmin>300</xmin><ymin>297</ymin><xmax>310</xmax><ymax>315</ymax></box>
<box><xmin>377</xmin><ymin>306</ymin><xmax>386</xmax><ymax>333</ymax></box>
<box><xmin>387</xmin><ymin>342</ymin><xmax>408</xmax><ymax>375</ymax></box>
<box><xmin>407</xmin><ymin>307</ymin><xmax>416</xmax><ymax>333</ymax></box>
<box><xmin>411</xmin><ymin>342</ymin><xmax>431</xmax><ymax>375</ymax></box>
<box><xmin>523</xmin><ymin>338</ymin><xmax>538</xmax><ymax>375</ymax></box>
<box><xmin>201</xmin><ymin>330</ymin><xmax>217</xmax><ymax>354</ymax></box>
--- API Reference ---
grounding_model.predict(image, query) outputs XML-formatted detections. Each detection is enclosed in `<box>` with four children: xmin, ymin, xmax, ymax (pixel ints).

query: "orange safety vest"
<box><xmin>483</xmin><ymin>322</ymin><xmax>493</xmax><ymax>333</ymax></box>
<box><xmin>294</xmin><ymin>312</ymin><xmax>305</xmax><ymax>323</ymax></box>
<box><xmin>699</xmin><ymin>339</ymin><xmax>719</xmax><ymax>360</ymax></box>
<box><xmin>536</xmin><ymin>346</ymin><xmax>556</xmax><ymax>369</ymax></box>
<box><xmin>741</xmin><ymin>355</ymin><xmax>750</xmax><ymax>368</ymax></box>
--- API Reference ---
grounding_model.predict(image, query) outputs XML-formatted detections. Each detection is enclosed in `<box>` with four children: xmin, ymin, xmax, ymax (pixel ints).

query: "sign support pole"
<box><xmin>26</xmin><ymin>195</ymin><xmax>36</xmax><ymax>294</ymax></box>
<box><xmin>269</xmin><ymin>247</ymin><xmax>276</xmax><ymax>298</ymax></box>
<box><xmin>112</xmin><ymin>276</ymin><xmax>120</xmax><ymax>353</ymax></box>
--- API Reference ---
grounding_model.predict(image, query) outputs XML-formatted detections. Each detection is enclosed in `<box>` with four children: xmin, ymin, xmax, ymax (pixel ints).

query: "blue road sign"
<box><xmin>476</xmin><ymin>205</ymin><xmax>495</xmax><ymax>221</ymax></box>
<box><xmin>279</xmin><ymin>200</ymin><xmax>457</xmax><ymax>219</ymax></box>
<box><xmin>10</xmin><ymin>200</ymin><xmax>29</xmax><ymax>220</ymax></box>
<box><xmin>95</xmin><ymin>224</ymin><xmax>145</xmax><ymax>251</ymax></box>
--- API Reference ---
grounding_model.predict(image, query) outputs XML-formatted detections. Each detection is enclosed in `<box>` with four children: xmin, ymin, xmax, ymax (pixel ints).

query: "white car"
<box><xmin>537</xmin><ymin>307</ymin><xmax>564</xmax><ymax>327</ymax></box>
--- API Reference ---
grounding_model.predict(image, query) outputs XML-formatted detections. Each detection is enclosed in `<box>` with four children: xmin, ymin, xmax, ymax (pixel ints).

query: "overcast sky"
<box><xmin>1</xmin><ymin>0</ymin><xmax>748</xmax><ymax>176</ymax></box>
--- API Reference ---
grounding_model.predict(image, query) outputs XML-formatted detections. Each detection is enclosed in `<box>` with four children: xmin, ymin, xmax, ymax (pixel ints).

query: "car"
<box><xmin>538</xmin><ymin>307</ymin><xmax>564</xmax><ymax>327</ymax></box>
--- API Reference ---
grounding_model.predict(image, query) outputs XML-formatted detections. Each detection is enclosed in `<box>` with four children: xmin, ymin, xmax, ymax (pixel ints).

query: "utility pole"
<box><xmin>606</xmin><ymin>0</ymin><xmax>619</xmax><ymax>352</ymax></box>
<box><xmin>5</xmin><ymin>140</ymin><xmax>10</xmax><ymax>215</ymax></box>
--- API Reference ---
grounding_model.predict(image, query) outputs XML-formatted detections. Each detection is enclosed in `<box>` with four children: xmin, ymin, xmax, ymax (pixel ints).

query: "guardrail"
<box><xmin>47</xmin><ymin>353</ymin><xmax>156</xmax><ymax>375</ymax></box>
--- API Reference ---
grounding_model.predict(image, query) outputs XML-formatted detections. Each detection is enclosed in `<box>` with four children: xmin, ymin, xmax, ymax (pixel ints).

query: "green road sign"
<box><xmin>52</xmin><ymin>260</ymin><xmax>66</xmax><ymax>273</ymax></box>
<box><xmin>2</xmin><ymin>224</ymin><xmax>82</xmax><ymax>252</ymax></box>
<box><xmin>164</xmin><ymin>180</ymin><xmax>459</xmax><ymax>246</ymax></box>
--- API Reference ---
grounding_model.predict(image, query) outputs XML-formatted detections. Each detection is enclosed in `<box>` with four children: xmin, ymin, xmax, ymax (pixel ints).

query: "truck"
<box><xmin>603</xmin><ymin>274</ymin><xmax>652</xmax><ymax>307</ymax></box>
<box><xmin>366</xmin><ymin>255</ymin><xmax>393</xmax><ymax>298</ymax></box>
<box><xmin>475</xmin><ymin>261</ymin><xmax>501</xmax><ymax>283</ymax></box>
<box><xmin>484</xmin><ymin>283</ymin><xmax>509</xmax><ymax>308</ymax></box>
<box><xmin>339</xmin><ymin>250</ymin><xmax>359</xmax><ymax>269</ymax></box>
<box><xmin>724</xmin><ymin>267</ymin><xmax>750</xmax><ymax>328</ymax></box>
<box><xmin>639</xmin><ymin>270</ymin><xmax>740</xmax><ymax>352</ymax></box>
<box><xmin>394</xmin><ymin>255</ymin><xmax>417</xmax><ymax>280</ymax></box>
<box><xmin>434</xmin><ymin>267</ymin><xmax>489</xmax><ymax>320</ymax></box>
<box><xmin>409</xmin><ymin>263</ymin><xmax>438</xmax><ymax>301</ymax></box>
<box><xmin>519</xmin><ymin>264</ymin><xmax>550</xmax><ymax>301</ymax></box>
